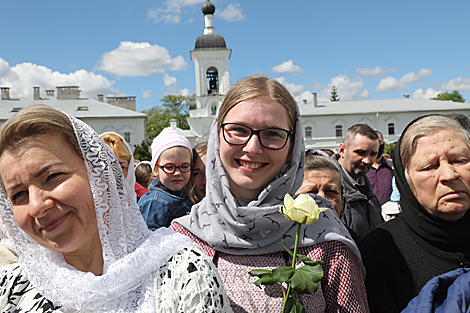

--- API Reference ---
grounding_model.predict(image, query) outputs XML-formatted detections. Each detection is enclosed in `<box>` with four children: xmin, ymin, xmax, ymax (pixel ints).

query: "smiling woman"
<box><xmin>0</xmin><ymin>105</ymin><xmax>232</xmax><ymax>312</ymax></box>
<box><xmin>360</xmin><ymin>115</ymin><xmax>470</xmax><ymax>313</ymax></box>
<box><xmin>170</xmin><ymin>76</ymin><xmax>369</xmax><ymax>313</ymax></box>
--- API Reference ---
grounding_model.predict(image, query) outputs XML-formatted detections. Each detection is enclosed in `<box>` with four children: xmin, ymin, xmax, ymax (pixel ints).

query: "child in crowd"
<box><xmin>189</xmin><ymin>142</ymin><xmax>207</xmax><ymax>204</ymax></box>
<box><xmin>138</xmin><ymin>127</ymin><xmax>193</xmax><ymax>230</ymax></box>
<box><xmin>134</xmin><ymin>161</ymin><xmax>152</xmax><ymax>201</ymax></box>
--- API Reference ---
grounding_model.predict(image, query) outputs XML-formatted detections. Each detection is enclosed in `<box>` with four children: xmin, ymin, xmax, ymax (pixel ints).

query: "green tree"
<box><xmin>133</xmin><ymin>139</ymin><xmax>152</xmax><ymax>161</ymax></box>
<box><xmin>143</xmin><ymin>94</ymin><xmax>195</xmax><ymax>140</ymax></box>
<box><xmin>330</xmin><ymin>86</ymin><xmax>340</xmax><ymax>101</ymax></box>
<box><xmin>432</xmin><ymin>90</ymin><xmax>465</xmax><ymax>103</ymax></box>
<box><xmin>384</xmin><ymin>142</ymin><xmax>396</xmax><ymax>157</ymax></box>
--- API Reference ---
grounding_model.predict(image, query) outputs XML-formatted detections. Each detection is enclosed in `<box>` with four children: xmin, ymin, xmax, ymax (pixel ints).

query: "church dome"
<box><xmin>202</xmin><ymin>0</ymin><xmax>215</xmax><ymax>15</ymax></box>
<box><xmin>194</xmin><ymin>33</ymin><xmax>227</xmax><ymax>50</ymax></box>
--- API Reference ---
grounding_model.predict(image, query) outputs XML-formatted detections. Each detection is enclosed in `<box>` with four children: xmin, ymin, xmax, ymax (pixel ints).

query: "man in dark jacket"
<box><xmin>333</xmin><ymin>124</ymin><xmax>384</xmax><ymax>240</ymax></box>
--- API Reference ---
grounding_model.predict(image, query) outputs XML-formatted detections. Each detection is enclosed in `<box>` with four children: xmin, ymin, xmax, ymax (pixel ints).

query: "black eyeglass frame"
<box><xmin>220</xmin><ymin>122</ymin><xmax>292</xmax><ymax>150</ymax></box>
<box><xmin>155</xmin><ymin>162</ymin><xmax>193</xmax><ymax>174</ymax></box>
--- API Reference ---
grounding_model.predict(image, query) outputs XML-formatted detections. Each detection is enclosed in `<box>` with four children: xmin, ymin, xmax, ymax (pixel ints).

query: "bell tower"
<box><xmin>187</xmin><ymin>0</ymin><xmax>231</xmax><ymax>142</ymax></box>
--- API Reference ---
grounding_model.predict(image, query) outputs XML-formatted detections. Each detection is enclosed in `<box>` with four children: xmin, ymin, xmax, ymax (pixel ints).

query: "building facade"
<box><xmin>0</xmin><ymin>86</ymin><xmax>146</xmax><ymax>151</ymax></box>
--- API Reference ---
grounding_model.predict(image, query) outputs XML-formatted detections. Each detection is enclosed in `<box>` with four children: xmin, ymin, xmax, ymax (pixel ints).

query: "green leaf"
<box><xmin>282</xmin><ymin>240</ymin><xmax>294</xmax><ymax>256</ymax></box>
<box><xmin>289</xmin><ymin>265</ymin><xmax>324</xmax><ymax>295</ymax></box>
<box><xmin>297</xmin><ymin>254</ymin><xmax>324</xmax><ymax>267</ymax></box>
<box><xmin>253</xmin><ymin>276</ymin><xmax>277</xmax><ymax>288</ymax></box>
<box><xmin>248</xmin><ymin>269</ymin><xmax>272</xmax><ymax>277</ymax></box>
<box><xmin>284</xmin><ymin>294</ymin><xmax>305</xmax><ymax>313</ymax></box>
<box><xmin>272</xmin><ymin>266</ymin><xmax>296</xmax><ymax>283</ymax></box>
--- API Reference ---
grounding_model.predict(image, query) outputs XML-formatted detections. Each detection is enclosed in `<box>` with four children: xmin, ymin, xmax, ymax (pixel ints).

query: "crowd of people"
<box><xmin>0</xmin><ymin>75</ymin><xmax>470</xmax><ymax>312</ymax></box>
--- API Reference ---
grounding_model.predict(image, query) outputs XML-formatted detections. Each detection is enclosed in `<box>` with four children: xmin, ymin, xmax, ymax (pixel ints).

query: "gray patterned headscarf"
<box><xmin>176</xmin><ymin>102</ymin><xmax>362</xmax><ymax>264</ymax></box>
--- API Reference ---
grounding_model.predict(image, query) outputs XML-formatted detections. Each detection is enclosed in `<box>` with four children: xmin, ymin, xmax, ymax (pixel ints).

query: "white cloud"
<box><xmin>96</xmin><ymin>41</ymin><xmax>187</xmax><ymax>77</ymax></box>
<box><xmin>0</xmin><ymin>57</ymin><xmax>121</xmax><ymax>99</ymax></box>
<box><xmin>324</xmin><ymin>74</ymin><xmax>369</xmax><ymax>100</ymax></box>
<box><xmin>400</xmin><ymin>68</ymin><xmax>434</xmax><ymax>83</ymax></box>
<box><xmin>441</xmin><ymin>77</ymin><xmax>470</xmax><ymax>92</ymax></box>
<box><xmin>148</xmin><ymin>0</ymin><xmax>204</xmax><ymax>24</ymax></box>
<box><xmin>282</xmin><ymin>73</ymin><xmax>369</xmax><ymax>103</ymax></box>
<box><xmin>165</xmin><ymin>86</ymin><xmax>191</xmax><ymax>96</ymax></box>
<box><xmin>271</xmin><ymin>60</ymin><xmax>304</xmax><ymax>75</ymax></box>
<box><xmin>218</xmin><ymin>3</ymin><xmax>244</xmax><ymax>21</ymax></box>
<box><xmin>412</xmin><ymin>88</ymin><xmax>440</xmax><ymax>99</ymax></box>
<box><xmin>274</xmin><ymin>76</ymin><xmax>305</xmax><ymax>96</ymax></box>
<box><xmin>374</xmin><ymin>76</ymin><xmax>407</xmax><ymax>92</ymax></box>
<box><xmin>142</xmin><ymin>89</ymin><xmax>153</xmax><ymax>99</ymax></box>
<box><xmin>163</xmin><ymin>73</ymin><xmax>177</xmax><ymax>86</ymax></box>
<box><xmin>356</xmin><ymin>66</ymin><xmax>398</xmax><ymax>79</ymax></box>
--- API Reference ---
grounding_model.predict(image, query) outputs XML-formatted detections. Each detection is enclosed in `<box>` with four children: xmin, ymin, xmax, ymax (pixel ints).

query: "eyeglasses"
<box><xmin>220</xmin><ymin>123</ymin><xmax>291</xmax><ymax>150</ymax></box>
<box><xmin>156</xmin><ymin>162</ymin><xmax>192</xmax><ymax>174</ymax></box>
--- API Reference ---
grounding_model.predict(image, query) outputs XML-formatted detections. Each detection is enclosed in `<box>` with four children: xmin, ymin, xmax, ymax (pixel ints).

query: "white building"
<box><xmin>186</xmin><ymin>0</ymin><xmax>231</xmax><ymax>145</ymax></box>
<box><xmin>0</xmin><ymin>86</ymin><xmax>147</xmax><ymax>151</ymax></box>
<box><xmin>299</xmin><ymin>93</ymin><xmax>470</xmax><ymax>150</ymax></box>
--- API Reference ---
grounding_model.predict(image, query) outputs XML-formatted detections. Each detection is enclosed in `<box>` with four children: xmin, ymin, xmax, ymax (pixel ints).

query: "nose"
<box><xmin>242</xmin><ymin>134</ymin><xmax>263</xmax><ymax>154</ymax></box>
<box><xmin>28</xmin><ymin>187</ymin><xmax>54</xmax><ymax>218</ymax></box>
<box><xmin>439</xmin><ymin>162</ymin><xmax>459</xmax><ymax>182</ymax></box>
<box><xmin>173</xmin><ymin>168</ymin><xmax>183</xmax><ymax>176</ymax></box>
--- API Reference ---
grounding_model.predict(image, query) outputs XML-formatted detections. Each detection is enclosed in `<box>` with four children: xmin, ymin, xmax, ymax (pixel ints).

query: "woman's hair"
<box><xmin>0</xmin><ymin>104</ymin><xmax>81</xmax><ymax>159</ymax></box>
<box><xmin>189</xmin><ymin>142</ymin><xmax>208</xmax><ymax>204</ymax></box>
<box><xmin>217</xmin><ymin>75</ymin><xmax>297</xmax><ymax>135</ymax></box>
<box><xmin>101</xmin><ymin>133</ymin><xmax>132</xmax><ymax>163</ymax></box>
<box><xmin>192</xmin><ymin>142</ymin><xmax>208</xmax><ymax>159</ymax></box>
<box><xmin>135</xmin><ymin>162</ymin><xmax>153</xmax><ymax>188</ymax></box>
<box><xmin>400</xmin><ymin>115</ymin><xmax>470</xmax><ymax>171</ymax></box>
<box><xmin>304</xmin><ymin>150</ymin><xmax>341</xmax><ymax>183</ymax></box>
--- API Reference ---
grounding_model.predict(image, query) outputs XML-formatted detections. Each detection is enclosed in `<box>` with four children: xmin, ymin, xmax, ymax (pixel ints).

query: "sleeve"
<box><xmin>138</xmin><ymin>194</ymin><xmax>170</xmax><ymax>231</ymax></box>
<box><xmin>311</xmin><ymin>241</ymin><xmax>370</xmax><ymax>313</ymax></box>
<box><xmin>159</xmin><ymin>247</ymin><xmax>233</xmax><ymax>313</ymax></box>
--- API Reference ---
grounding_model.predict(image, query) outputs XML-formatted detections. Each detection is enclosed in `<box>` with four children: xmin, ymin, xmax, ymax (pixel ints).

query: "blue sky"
<box><xmin>1</xmin><ymin>0</ymin><xmax>469</xmax><ymax>112</ymax></box>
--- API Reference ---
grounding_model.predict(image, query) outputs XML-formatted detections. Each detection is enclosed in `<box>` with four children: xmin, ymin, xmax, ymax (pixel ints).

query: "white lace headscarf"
<box><xmin>99</xmin><ymin>131</ymin><xmax>136</xmax><ymax>199</ymax></box>
<box><xmin>0</xmin><ymin>115</ymin><xmax>196</xmax><ymax>311</ymax></box>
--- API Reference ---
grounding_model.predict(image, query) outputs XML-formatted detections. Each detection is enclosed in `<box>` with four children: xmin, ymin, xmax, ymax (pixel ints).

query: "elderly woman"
<box><xmin>297</xmin><ymin>149</ymin><xmax>343</xmax><ymax>217</ymax></box>
<box><xmin>0</xmin><ymin>105</ymin><xmax>231</xmax><ymax>312</ymax></box>
<box><xmin>170</xmin><ymin>76</ymin><xmax>369</xmax><ymax>312</ymax></box>
<box><xmin>359</xmin><ymin>115</ymin><xmax>470</xmax><ymax>313</ymax></box>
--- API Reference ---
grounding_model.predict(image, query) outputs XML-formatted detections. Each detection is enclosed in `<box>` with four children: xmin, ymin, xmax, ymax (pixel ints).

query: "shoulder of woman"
<box><xmin>0</xmin><ymin>263</ymin><xmax>24</xmax><ymax>302</ymax></box>
<box><xmin>0</xmin><ymin>244</ymin><xmax>19</xmax><ymax>268</ymax></box>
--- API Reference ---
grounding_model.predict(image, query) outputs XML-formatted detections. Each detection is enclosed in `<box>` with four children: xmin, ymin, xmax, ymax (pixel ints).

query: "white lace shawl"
<box><xmin>0</xmin><ymin>115</ymin><xmax>197</xmax><ymax>311</ymax></box>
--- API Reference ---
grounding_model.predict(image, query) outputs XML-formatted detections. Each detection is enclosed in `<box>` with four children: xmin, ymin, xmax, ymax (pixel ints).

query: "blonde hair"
<box><xmin>101</xmin><ymin>133</ymin><xmax>132</xmax><ymax>163</ymax></box>
<box><xmin>217</xmin><ymin>76</ymin><xmax>296</xmax><ymax>135</ymax></box>
<box><xmin>0</xmin><ymin>104</ymin><xmax>81</xmax><ymax>159</ymax></box>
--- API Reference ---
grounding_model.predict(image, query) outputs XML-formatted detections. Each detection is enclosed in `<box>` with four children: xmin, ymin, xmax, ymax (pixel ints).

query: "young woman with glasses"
<box><xmin>170</xmin><ymin>75</ymin><xmax>369</xmax><ymax>312</ymax></box>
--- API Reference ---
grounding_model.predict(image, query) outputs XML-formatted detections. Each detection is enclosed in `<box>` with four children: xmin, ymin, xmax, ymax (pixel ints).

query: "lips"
<box><xmin>39</xmin><ymin>212</ymin><xmax>70</xmax><ymax>233</ymax></box>
<box><xmin>238</xmin><ymin>159</ymin><xmax>266</xmax><ymax>170</ymax></box>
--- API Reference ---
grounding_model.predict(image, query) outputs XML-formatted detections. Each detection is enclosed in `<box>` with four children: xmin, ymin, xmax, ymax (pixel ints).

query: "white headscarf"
<box><xmin>0</xmin><ymin>115</ymin><xmax>195</xmax><ymax>311</ymax></box>
<box><xmin>99</xmin><ymin>131</ymin><xmax>136</xmax><ymax>199</ymax></box>
<box><xmin>175</xmin><ymin>103</ymin><xmax>363</xmax><ymax>265</ymax></box>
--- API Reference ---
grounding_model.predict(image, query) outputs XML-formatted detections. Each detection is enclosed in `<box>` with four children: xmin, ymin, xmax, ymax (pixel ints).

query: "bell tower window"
<box><xmin>207</xmin><ymin>67</ymin><xmax>219</xmax><ymax>95</ymax></box>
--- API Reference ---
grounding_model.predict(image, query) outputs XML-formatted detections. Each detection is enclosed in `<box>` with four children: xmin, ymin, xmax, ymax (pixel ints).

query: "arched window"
<box><xmin>305</xmin><ymin>126</ymin><xmax>312</xmax><ymax>138</ymax></box>
<box><xmin>388</xmin><ymin>123</ymin><xmax>395</xmax><ymax>135</ymax></box>
<box><xmin>206</xmin><ymin>67</ymin><xmax>219</xmax><ymax>95</ymax></box>
<box><xmin>335</xmin><ymin>125</ymin><xmax>343</xmax><ymax>137</ymax></box>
